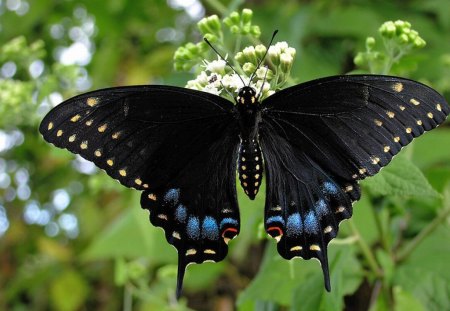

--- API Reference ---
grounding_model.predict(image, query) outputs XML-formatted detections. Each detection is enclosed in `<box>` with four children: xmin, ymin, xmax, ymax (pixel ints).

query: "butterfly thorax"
<box><xmin>236</xmin><ymin>86</ymin><xmax>263</xmax><ymax>200</ymax></box>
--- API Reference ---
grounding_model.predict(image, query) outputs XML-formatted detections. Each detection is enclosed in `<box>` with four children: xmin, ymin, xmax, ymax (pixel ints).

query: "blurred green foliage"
<box><xmin>0</xmin><ymin>1</ymin><xmax>449</xmax><ymax>311</ymax></box>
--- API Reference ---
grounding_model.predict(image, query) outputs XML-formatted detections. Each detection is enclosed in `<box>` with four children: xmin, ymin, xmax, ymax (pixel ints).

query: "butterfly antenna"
<box><xmin>203</xmin><ymin>37</ymin><xmax>246</xmax><ymax>86</ymax></box>
<box><xmin>249</xmin><ymin>30</ymin><xmax>278</xmax><ymax>82</ymax></box>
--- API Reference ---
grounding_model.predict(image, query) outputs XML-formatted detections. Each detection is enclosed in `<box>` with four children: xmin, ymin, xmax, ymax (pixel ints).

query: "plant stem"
<box><xmin>123</xmin><ymin>284</ymin><xmax>132</xmax><ymax>311</ymax></box>
<box><xmin>203</xmin><ymin>0</ymin><xmax>228</xmax><ymax>16</ymax></box>
<box><xmin>348</xmin><ymin>219</ymin><xmax>383</xmax><ymax>278</ymax></box>
<box><xmin>396</xmin><ymin>202</ymin><xmax>450</xmax><ymax>262</ymax></box>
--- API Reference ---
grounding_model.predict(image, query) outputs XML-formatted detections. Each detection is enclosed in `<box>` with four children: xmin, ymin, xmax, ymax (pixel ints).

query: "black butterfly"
<box><xmin>40</xmin><ymin>71</ymin><xmax>449</xmax><ymax>297</ymax></box>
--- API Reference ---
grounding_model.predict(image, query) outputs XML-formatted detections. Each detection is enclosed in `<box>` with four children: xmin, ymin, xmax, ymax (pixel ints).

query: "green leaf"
<box><xmin>82</xmin><ymin>206</ymin><xmax>174</xmax><ymax>264</ymax></box>
<box><xmin>393</xmin><ymin>286</ymin><xmax>425</xmax><ymax>311</ymax></box>
<box><xmin>395</xmin><ymin>226</ymin><xmax>450</xmax><ymax>310</ymax></box>
<box><xmin>50</xmin><ymin>270</ymin><xmax>88</xmax><ymax>311</ymax></box>
<box><xmin>237</xmin><ymin>243</ymin><xmax>362</xmax><ymax>308</ymax></box>
<box><xmin>290</xmin><ymin>247</ymin><xmax>362</xmax><ymax>311</ymax></box>
<box><xmin>362</xmin><ymin>156</ymin><xmax>439</xmax><ymax>198</ymax></box>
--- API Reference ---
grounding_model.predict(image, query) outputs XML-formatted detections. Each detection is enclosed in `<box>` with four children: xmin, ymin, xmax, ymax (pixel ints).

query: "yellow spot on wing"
<box><xmin>290</xmin><ymin>246</ymin><xmax>302</xmax><ymax>251</ymax></box>
<box><xmin>68</xmin><ymin>134</ymin><xmax>76</xmax><ymax>142</ymax></box>
<box><xmin>119</xmin><ymin>169</ymin><xmax>127</xmax><ymax>177</ymax></box>
<box><xmin>336</xmin><ymin>206</ymin><xmax>345</xmax><ymax>213</ymax></box>
<box><xmin>324</xmin><ymin>226</ymin><xmax>333</xmax><ymax>233</ymax></box>
<box><xmin>371</xmin><ymin>157</ymin><xmax>380</xmax><ymax>165</ymax></box>
<box><xmin>107</xmin><ymin>159</ymin><xmax>114</xmax><ymax>166</ymax></box>
<box><xmin>80</xmin><ymin>141</ymin><xmax>88</xmax><ymax>149</ymax></box>
<box><xmin>112</xmin><ymin>132</ymin><xmax>120</xmax><ymax>139</ymax></box>
<box><xmin>98</xmin><ymin>124</ymin><xmax>107</xmax><ymax>132</ymax></box>
<box><xmin>87</xmin><ymin>97</ymin><xmax>98</xmax><ymax>107</ymax></box>
<box><xmin>359</xmin><ymin>168</ymin><xmax>367</xmax><ymax>174</ymax></box>
<box><xmin>204</xmin><ymin>249</ymin><xmax>216</xmax><ymax>254</ymax></box>
<box><xmin>148</xmin><ymin>193</ymin><xmax>157</xmax><ymax>201</ymax></box>
<box><xmin>94</xmin><ymin>149</ymin><xmax>102</xmax><ymax>157</ymax></box>
<box><xmin>71</xmin><ymin>114</ymin><xmax>81</xmax><ymax>122</ymax></box>
<box><xmin>345</xmin><ymin>185</ymin><xmax>353</xmax><ymax>192</ymax></box>
<box><xmin>86</xmin><ymin>120</ymin><xmax>93</xmax><ymax>126</ymax></box>
<box><xmin>172</xmin><ymin>231</ymin><xmax>181</xmax><ymax>239</ymax></box>
<box><xmin>135</xmin><ymin>178</ymin><xmax>142</xmax><ymax>185</ymax></box>
<box><xmin>158</xmin><ymin>214</ymin><xmax>168</xmax><ymax>220</ymax></box>
<box><xmin>416</xmin><ymin>120</ymin><xmax>423</xmax><ymax>126</ymax></box>
<box><xmin>427</xmin><ymin>112</ymin><xmax>433</xmax><ymax>119</ymax></box>
<box><xmin>242</xmin><ymin>174</ymin><xmax>247</xmax><ymax>180</ymax></box>
<box><xmin>374</xmin><ymin>119</ymin><xmax>383</xmax><ymax>126</ymax></box>
<box><xmin>392</xmin><ymin>82</ymin><xmax>403</xmax><ymax>92</ymax></box>
<box><xmin>399</xmin><ymin>105</ymin><xmax>406</xmax><ymax>111</ymax></box>
<box><xmin>394</xmin><ymin>136</ymin><xmax>400</xmax><ymax>143</ymax></box>
<box><xmin>310</xmin><ymin>245</ymin><xmax>321</xmax><ymax>251</ymax></box>
<box><xmin>436</xmin><ymin>104</ymin><xmax>442</xmax><ymax>111</ymax></box>
<box><xmin>386</xmin><ymin>111</ymin><xmax>395</xmax><ymax>118</ymax></box>
<box><xmin>384</xmin><ymin>146</ymin><xmax>390</xmax><ymax>153</ymax></box>
<box><xmin>48</xmin><ymin>122</ymin><xmax>54</xmax><ymax>130</ymax></box>
<box><xmin>186</xmin><ymin>249</ymin><xmax>197</xmax><ymax>256</ymax></box>
<box><xmin>56</xmin><ymin>130</ymin><xmax>63</xmax><ymax>137</ymax></box>
<box><xmin>406</xmin><ymin>127</ymin><xmax>412</xmax><ymax>134</ymax></box>
<box><xmin>410</xmin><ymin>98</ymin><xmax>420</xmax><ymax>106</ymax></box>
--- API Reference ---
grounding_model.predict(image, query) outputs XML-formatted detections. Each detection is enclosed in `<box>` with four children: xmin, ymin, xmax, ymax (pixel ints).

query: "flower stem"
<box><xmin>348</xmin><ymin>218</ymin><xmax>383</xmax><ymax>278</ymax></box>
<box><xmin>203</xmin><ymin>0</ymin><xmax>228</xmax><ymax>16</ymax></box>
<box><xmin>396</xmin><ymin>201</ymin><xmax>450</xmax><ymax>262</ymax></box>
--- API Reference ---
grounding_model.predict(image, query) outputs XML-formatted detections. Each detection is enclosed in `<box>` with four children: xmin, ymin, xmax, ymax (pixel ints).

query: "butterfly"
<box><xmin>39</xmin><ymin>47</ymin><xmax>449</xmax><ymax>298</ymax></box>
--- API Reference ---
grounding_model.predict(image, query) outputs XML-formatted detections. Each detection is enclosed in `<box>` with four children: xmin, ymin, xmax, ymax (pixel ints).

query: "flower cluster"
<box><xmin>354</xmin><ymin>20</ymin><xmax>426</xmax><ymax>74</ymax></box>
<box><xmin>174</xmin><ymin>9</ymin><xmax>296</xmax><ymax>102</ymax></box>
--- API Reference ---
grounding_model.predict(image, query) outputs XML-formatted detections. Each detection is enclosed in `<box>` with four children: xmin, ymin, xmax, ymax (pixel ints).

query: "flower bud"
<box><xmin>235</xmin><ymin>52</ymin><xmax>245</xmax><ymax>65</ymax></box>
<box><xmin>242</xmin><ymin>9</ymin><xmax>253</xmax><ymax>24</ymax></box>
<box><xmin>224</xmin><ymin>11</ymin><xmax>240</xmax><ymax>27</ymax></box>
<box><xmin>365</xmin><ymin>37</ymin><xmax>376</xmax><ymax>50</ymax></box>
<box><xmin>256</xmin><ymin>67</ymin><xmax>273</xmax><ymax>80</ymax></box>
<box><xmin>280</xmin><ymin>52</ymin><xmax>293</xmax><ymax>73</ymax></box>
<box><xmin>242</xmin><ymin>62</ymin><xmax>256</xmax><ymax>75</ymax></box>
<box><xmin>243</xmin><ymin>46</ymin><xmax>258</xmax><ymax>64</ymax></box>
<box><xmin>268</xmin><ymin>46</ymin><xmax>281</xmax><ymax>66</ymax></box>
<box><xmin>379</xmin><ymin>21</ymin><xmax>396</xmax><ymax>38</ymax></box>
<box><xmin>203</xmin><ymin>33</ymin><xmax>218</xmax><ymax>43</ymax></box>
<box><xmin>230</xmin><ymin>25</ymin><xmax>240</xmax><ymax>34</ymax></box>
<box><xmin>251</xmin><ymin>25</ymin><xmax>261</xmax><ymax>37</ymax></box>
<box><xmin>207</xmin><ymin>15</ymin><xmax>221</xmax><ymax>32</ymax></box>
<box><xmin>255</xmin><ymin>45</ymin><xmax>267</xmax><ymax>60</ymax></box>
<box><xmin>414</xmin><ymin>37</ymin><xmax>426</xmax><ymax>48</ymax></box>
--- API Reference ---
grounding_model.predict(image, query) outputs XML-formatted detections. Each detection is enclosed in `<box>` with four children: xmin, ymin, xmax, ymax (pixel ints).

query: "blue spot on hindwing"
<box><xmin>266</xmin><ymin>216</ymin><xmax>285</xmax><ymax>225</ymax></box>
<box><xmin>304</xmin><ymin>211</ymin><xmax>319</xmax><ymax>234</ymax></box>
<box><xmin>187</xmin><ymin>216</ymin><xmax>200</xmax><ymax>240</ymax></box>
<box><xmin>286</xmin><ymin>213</ymin><xmax>302</xmax><ymax>236</ymax></box>
<box><xmin>219</xmin><ymin>217</ymin><xmax>238</xmax><ymax>229</ymax></box>
<box><xmin>322</xmin><ymin>181</ymin><xmax>339</xmax><ymax>195</ymax></box>
<box><xmin>314</xmin><ymin>199</ymin><xmax>329</xmax><ymax>217</ymax></box>
<box><xmin>202</xmin><ymin>216</ymin><xmax>219</xmax><ymax>240</ymax></box>
<box><xmin>164</xmin><ymin>188</ymin><xmax>180</xmax><ymax>204</ymax></box>
<box><xmin>175</xmin><ymin>204</ymin><xmax>187</xmax><ymax>223</ymax></box>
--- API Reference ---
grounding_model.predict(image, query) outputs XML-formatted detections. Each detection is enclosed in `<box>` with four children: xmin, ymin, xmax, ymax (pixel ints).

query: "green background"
<box><xmin>1</xmin><ymin>0</ymin><xmax>449</xmax><ymax>310</ymax></box>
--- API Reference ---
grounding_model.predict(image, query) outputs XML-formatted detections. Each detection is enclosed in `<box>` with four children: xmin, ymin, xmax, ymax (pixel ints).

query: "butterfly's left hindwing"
<box><xmin>260</xmin><ymin>75</ymin><xmax>449</xmax><ymax>290</ymax></box>
<box><xmin>39</xmin><ymin>85</ymin><xmax>241</xmax><ymax>297</ymax></box>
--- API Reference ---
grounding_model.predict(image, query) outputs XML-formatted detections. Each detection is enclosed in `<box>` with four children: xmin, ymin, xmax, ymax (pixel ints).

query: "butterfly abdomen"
<box><xmin>238</xmin><ymin>139</ymin><xmax>263</xmax><ymax>199</ymax></box>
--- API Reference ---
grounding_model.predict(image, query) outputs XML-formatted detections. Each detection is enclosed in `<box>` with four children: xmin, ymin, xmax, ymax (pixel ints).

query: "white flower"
<box><xmin>204</xmin><ymin>56</ymin><xmax>227</xmax><ymax>74</ymax></box>
<box><xmin>202</xmin><ymin>84</ymin><xmax>221</xmax><ymax>95</ymax></box>
<box><xmin>207</xmin><ymin>73</ymin><xmax>222</xmax><ymax>88</ymax></box>
<box><xmin>275</xmin><ymin>41</ymin><xmax>289</xmax><ymax>51</ymax></box>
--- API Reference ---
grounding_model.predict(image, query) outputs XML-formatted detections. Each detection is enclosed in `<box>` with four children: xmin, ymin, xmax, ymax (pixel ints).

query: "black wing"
<box><xmin>39</xmin><ymin>86</ymin><xmax>241</xmax><ymax>297</ymax></box>
<box><xmin>259</xmin><ymin>75</ymin><xmax>449</xmax><ymax>289</ymax></box>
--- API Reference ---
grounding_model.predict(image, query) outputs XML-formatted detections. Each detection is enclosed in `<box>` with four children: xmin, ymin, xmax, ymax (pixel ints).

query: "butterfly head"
<box><xmin>236</xmin><ymin>86</ymin><xmax>258</xmax><ymax>106</ymax></box>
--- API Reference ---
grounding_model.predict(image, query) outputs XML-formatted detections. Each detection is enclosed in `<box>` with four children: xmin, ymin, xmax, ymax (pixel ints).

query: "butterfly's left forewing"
<box><xmin>260</xmin><ymin>75</ymin><xmax>449</xmax><ymax>290</ymax></box>
<box><xmin>39</xmin><ymin>86</ymin><xmax>241</xmax><ymax>297</ymax></box>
